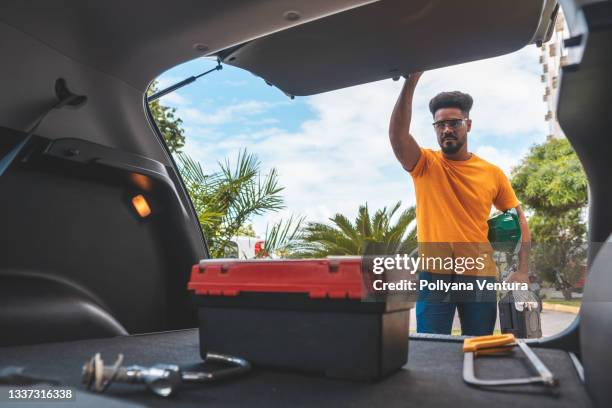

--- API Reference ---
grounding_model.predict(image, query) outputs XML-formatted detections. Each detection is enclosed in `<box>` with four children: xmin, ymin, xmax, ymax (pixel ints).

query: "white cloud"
<box><xmin>159</xmin><ymin>92</ymin><xmax>190</xmax><ymax>106</ymax></box>
<box><xmin>155</xmin><ymin>76</ymin><xmax>182</xmax><ymax>90</ymax></box>
<box><xmin>177</xmin><ymin>100</ymin><xmax>272</xmax><ymax>126</ymax></box>
<box><xmin>179</xmin><ymin>45</ymin><xmax>547</xmax><ymax>236</ymax></box>
<box><xmin>410</xmin><ymin>45</ymin><xmax>547</xmax><ymax>143</ymax></box>
<box><xmin>474</xmin><ymin>145</ymin><xmax>525</xmax><ymax>176</ymax></box>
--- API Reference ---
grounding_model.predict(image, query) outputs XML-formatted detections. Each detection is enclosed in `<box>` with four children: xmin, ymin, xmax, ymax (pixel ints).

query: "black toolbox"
<box><xmin>188</xmin><ymin>257</ymin><xmax>413</xmax><ymax>380</ymax></box>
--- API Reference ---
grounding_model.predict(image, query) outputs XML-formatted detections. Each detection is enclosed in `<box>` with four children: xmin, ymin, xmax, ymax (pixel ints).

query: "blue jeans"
<box><xmin>416</xmin><ymin>272</ymin><xmax>497</xmax><ymax>336</ymax></box>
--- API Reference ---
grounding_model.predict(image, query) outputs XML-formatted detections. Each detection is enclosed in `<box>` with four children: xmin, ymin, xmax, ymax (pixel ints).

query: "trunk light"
<box><xmin>132</xmin><ymin>194</ymin><xmax>151</xmax><ymax>218</ymax></box>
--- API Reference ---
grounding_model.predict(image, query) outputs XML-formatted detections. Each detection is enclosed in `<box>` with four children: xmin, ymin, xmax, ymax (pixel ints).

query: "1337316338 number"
<box><xmin>5</xmin><ymin>388</ymin><xmax>75</xmax><ymax>401</ymax></box>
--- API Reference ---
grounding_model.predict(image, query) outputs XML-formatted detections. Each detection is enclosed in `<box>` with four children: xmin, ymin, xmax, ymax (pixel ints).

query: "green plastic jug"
<box><xmin>487</xmin><ymin>209</ymin><xmax>521</xmax><ymax>252</ymax></box>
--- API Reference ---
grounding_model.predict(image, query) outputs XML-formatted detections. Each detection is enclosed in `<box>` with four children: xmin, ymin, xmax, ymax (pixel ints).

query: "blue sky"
<box><xmin>157</xmin><ymin>45</ymin><xmax>547</xmax><ymax>237</ymax></box>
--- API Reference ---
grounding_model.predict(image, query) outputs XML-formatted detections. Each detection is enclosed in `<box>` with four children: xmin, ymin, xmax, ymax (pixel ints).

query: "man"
<box><xmin>388</xmin><ymin>71</ymin><xmax>531</xmax><ymax>335</ymax></box>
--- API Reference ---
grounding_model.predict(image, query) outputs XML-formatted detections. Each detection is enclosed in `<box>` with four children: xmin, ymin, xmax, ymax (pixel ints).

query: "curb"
<box><xmin>542</xmin><ymin>302</ymin><xmax>580</xmax><ymax>314</ymax></box>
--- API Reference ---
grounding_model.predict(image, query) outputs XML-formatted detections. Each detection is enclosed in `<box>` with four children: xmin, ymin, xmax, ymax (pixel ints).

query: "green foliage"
<box><xmin>260</xmin><ymin>215</ymin><xmax>305</xmax><ymax>258</ymax></box>
<box><xmin>529</xmin><ymin>209</ymin><xmax>586</xmax><ymax>299</ymax></box>
<box><xmin>511</xmin><ymin>138</ymin><xmax>587</xmax><ymax>214</ymax></box>
<box><xmin>511</xmin><ymin>138</ymin><xmax>587</xmax><ymax>298</ymax></box>
<box><xmin>146</xmin><ymin>83</ymin><xmax>300</xmax><ymax>258</ymax></box>
<box><xmin>297</xmin><ymin>202</ymin><xmax>417</xmax><ymax>257</ymax></box>
<box><xmin>235</xmin><ymin>224</ymin><xmax>257</xmax><ymax>238</ymax></box>
<box><xmin>177</xmin><ymin>150</ymin><xmax>285</xmax><ymax>258</ymax></box>
<box><xmin>147</xmin><ymin>81</ymin><xmax>186</xmax><ymax>153</ymax></box>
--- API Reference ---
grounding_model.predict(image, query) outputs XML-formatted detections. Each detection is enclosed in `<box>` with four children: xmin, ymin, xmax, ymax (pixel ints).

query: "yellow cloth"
<box><xmin>410</xmin><ymin>148</ymin><xmax>519</xmax><ymax>276</ymax></box>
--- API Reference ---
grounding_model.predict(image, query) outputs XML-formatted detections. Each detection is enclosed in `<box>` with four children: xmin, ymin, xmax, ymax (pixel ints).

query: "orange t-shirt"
<box><xmin>409</xmin><ymin>148</ymin><xmax>519</xmax><ymax>276</ymax></box>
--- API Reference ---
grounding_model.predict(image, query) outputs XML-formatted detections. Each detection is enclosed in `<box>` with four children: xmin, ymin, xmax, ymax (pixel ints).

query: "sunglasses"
<box><xmin>432</xmin><ymin>118</ymin><xmax>468</xmax><ymax>130</ymax></box>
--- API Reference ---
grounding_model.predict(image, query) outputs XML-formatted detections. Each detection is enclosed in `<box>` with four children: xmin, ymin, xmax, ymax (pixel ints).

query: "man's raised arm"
<box><xmin>389</xmin><ymin>72</ymin><xmax>423</xmax><ymax>172</ymax></box>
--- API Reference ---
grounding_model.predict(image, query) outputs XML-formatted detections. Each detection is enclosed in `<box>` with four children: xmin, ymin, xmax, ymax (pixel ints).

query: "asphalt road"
<box><xmin>408</xmin><ymin>307</ymin><xmax>577</xmax><ymax>337</ymax></box>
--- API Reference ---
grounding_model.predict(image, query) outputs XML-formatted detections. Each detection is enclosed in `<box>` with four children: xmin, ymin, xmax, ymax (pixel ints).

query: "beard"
<box><xmin>440</xmin><ymin>138</ymin><xmax>464</xmax><ymax>155</ymax></box>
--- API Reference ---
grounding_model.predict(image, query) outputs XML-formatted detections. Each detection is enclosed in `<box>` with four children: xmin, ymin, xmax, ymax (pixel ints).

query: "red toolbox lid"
<box><xmin>187</xmin><ymin>257</ymin><xmax>363</xmax><ymax>299</ymax></box>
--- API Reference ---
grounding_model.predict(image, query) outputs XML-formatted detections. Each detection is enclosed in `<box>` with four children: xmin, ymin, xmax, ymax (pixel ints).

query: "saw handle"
<box><xmin>463</xmin><ymin>334</ymin><xmax>516</xmax><ymax>353</ymax></box>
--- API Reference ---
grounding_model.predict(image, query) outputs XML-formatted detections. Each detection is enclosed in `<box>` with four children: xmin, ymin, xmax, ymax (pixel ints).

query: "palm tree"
<box><xmin>297</xmin><ymin>202</ymin><xmax>417</xmax><ymax>257</ymax></box>
<box><xmin>176</xmin><ymin>150</ymin><xmax>285</xmax><ymax>258</ymax></box>
<box><xmin>258</xmin><ymin>214</ymin><xmax>305</xmax><ymax>258</ymax></box>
